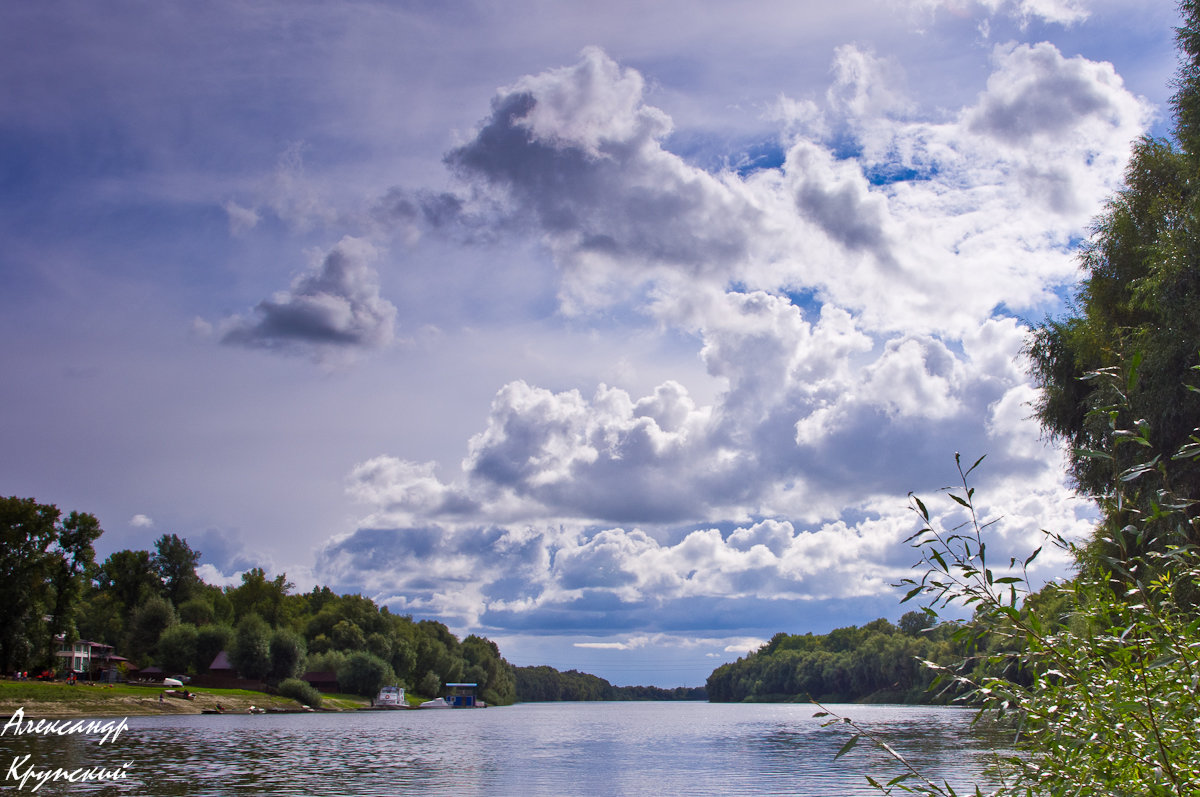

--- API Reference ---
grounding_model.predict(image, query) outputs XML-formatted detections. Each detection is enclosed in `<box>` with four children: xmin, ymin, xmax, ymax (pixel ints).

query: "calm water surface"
<box><xmin>2</xmin><ymin>702</ymin><xmax>1011</xmax><ymax>796</ymax></box>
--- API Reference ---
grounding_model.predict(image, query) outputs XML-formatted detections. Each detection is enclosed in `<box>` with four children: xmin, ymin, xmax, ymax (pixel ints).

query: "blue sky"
<box><xmin>0</xmin><ymin>0</ymin><xmax>1183</xmax><ymax>686</ymax></box>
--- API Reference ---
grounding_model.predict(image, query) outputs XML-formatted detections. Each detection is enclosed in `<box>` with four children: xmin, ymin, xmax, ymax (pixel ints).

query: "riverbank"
<box><xmin>0</xmin><ymin>679</ymin><xmax>368</xmax><ymax>717</ymax></box>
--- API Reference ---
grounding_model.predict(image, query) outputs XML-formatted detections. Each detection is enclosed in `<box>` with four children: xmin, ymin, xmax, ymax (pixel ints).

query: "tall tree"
<box><xmin>227</xmin><ymin>567</ymin><xmax>294</xmax><ymax>626</ymax></box>
<box><xmin>1025</xmin><ymin>1</ymin><xmax>1200</xmax><ymax>554</ymax></box>
<box><xmin>44</xmin><ymin>511</ymin><xmax>103</xmax><ymax>661</ymax></box>
<box><xmin>124</xmin><ymin>594</ymin><xmax>177</xmax><ymax>666</ymax></box>
<box><xmin>96</xmin><ymin>549</ymin><xmax>160</xmax><ymax>614</ymax></box>
<box><xmin>152</xmin><ymin>534</ymin><xmax>201</xmax><ymax>607</ymax></box>
<box><xmin>0</xmin><ymin>497</ymin><xmax>60</xmax><ymax>672</ymax></box>
<box><xmin>230</xmin><ymin>613</ymin><xmax>272</xmax><ymax>680</ymax></box>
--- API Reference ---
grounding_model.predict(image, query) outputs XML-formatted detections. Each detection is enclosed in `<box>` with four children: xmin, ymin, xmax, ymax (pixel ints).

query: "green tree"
<box><xmin>268</xmin><ymin>628</ymin><xmax>307</xmax><ymax>683</ymax></box>
<box><xmin>156</xmin><ymin>623</ymin><xmax>199</xmax><ymax>674</ymax></box>
<box><xmin>1025</xmin><ymin>2</ymin><xmax>1200</xmax><ymax>555</ymax></box>
<box><xmin>178</xmin><ymin>596</ymin><xmax>215</xmax><ymax>626</ymax></box>
<box><xmin>462</xmin><ymin>634</ymin><xmax>516</xmax><ymax>705</ymax></box>
<box><xmin>338</xmin><ymin>651</ymin><xmax>393</xmax><ymax>698</ymax></box>
<box><xmin>124</xmin><ymin>594</ymin><xmax>177</xmax><ymax>666</ymax></box>
<box><xmin>330</xmin><ymin>619</ymin><xmax>366</xmax><ymax>652</ymax></box>
<box><xmin>230</xmin><ymin>614</ymin><xmax>272</xmax><ymax>681</ymax></box>
<box><xmin>389</xmin><ymin>636</ymin><xmax>417</xmax><ymax>684</ymax></box>
<box><xmin>44</xmin><ymin>511</ymin><xmax>103</xmax><ymax>661</ymax></box>
<box><xmin>75</xmin><ymin>590</ymin><xmax>126</xmax><ymax>649</ymax></box>
<box><xmin>227</xmin><ymin>567</ymin><xmax>293</xmax><ymax>627</ymax></box>
<box><xmin>96</xmin><ymin>549</ymin><xmax>160</xmax><ymax>615</ymax></box>
<box><xmin>898</xmin><ymin>610</ymin><xmax>934</xmax><ymax>637</ymax></box>
<box><xmin>0</xmin><ymin>497</ymin><xmax>60</xmax><ymax>672</ymax></box>
<box><xmin>152</xmin><ymin>534</ymin><xmax>201</xmax><ymax>607</ymax></box>
<box><xmin>417</xmin><ymin>670</ymin><xmax>441</xmax><ymax>698</ymax></box>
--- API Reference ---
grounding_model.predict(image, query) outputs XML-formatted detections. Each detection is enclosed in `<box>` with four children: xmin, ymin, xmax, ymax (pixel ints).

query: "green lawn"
<box><xmin>0</xmin><ymin>679</ymin><xmax>368</xmax><ymax>716</ymax></box>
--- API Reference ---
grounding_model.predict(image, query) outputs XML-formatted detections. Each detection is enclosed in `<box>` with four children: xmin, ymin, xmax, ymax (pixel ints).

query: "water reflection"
<box><xmin>0</xmin><ymin>703</ymin><xmax>1009</xmax><ymax>796</ymax></box>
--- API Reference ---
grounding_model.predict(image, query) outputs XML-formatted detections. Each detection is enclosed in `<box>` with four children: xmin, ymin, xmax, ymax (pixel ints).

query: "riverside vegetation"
<box><xmin>813</xmin><ymin>4</ymin><xmax>1200</xmax><ymax>794</ymax></box>
<box><xmin>0</xmin><ymin>505</ymin><xmax>519</xmax><ymax>707</ymax></box>
<box><xmin>0</xmin><ymin>506</ymin><xmax>705</xmax><ymax>711</ymax></box>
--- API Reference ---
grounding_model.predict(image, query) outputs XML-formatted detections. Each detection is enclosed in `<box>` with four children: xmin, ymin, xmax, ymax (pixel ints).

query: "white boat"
<box><xmin>418</xmin><ymin>697</ymin><xmax>451</xmax><ymax>709</ymax></box>
<box><xmin>375</xmin><ymin>685</ymin><xmax>406</xmax><ymax>708</ymax></box>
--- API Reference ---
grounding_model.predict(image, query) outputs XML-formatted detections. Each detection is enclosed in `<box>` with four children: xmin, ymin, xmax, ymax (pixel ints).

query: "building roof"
<box><xmin>209</xmin><ymin>650</ymin><xmax>234</xmax><ymax>671</ymax></box>
<box><xmin>301</xmin><ymin>671</ymin><xmax>337</xmax><ymax>682</ymax></box>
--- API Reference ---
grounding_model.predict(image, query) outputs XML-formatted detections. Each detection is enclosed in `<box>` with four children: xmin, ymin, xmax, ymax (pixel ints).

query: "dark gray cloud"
<box><xmin>442</xmin><ymin>49</ymin><xmax>764</xmax><ymax>295</ymax></box>
<box><xmin>968</xmin><ymin>42</ymin><xmax>1121</xmax><ymax>143</ymax></box>
<box><xmin>221</xmin><ymin>236</ymin><xmax>396</xmax><ymax>353</ymax></box>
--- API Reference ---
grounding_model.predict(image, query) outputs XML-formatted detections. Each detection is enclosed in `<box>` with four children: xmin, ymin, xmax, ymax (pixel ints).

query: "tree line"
<box><xmin>514</xmin><ymin>665</ymin><xmax>706</xmax><ymax>701</ymax></box>
<box><xmin>706</xmin><ymin>613</ymin><xmax>956</xmax><ymax>704</ymax></box>
<box><xmin>0</xmin><ymin>513</ymin><xmax>517</xmax><ymax>706</ymax></box>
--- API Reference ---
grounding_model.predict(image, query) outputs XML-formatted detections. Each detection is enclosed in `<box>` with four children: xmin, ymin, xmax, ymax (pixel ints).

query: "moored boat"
<box><xmin>418</xmin><ymin>697</ymin><xmax>451</xmax><ymax>709</ymax></box>
<box><xmin>375</xmin><ymin>685</ymin><xmax>406</xmax><ymax>708</ymax></box>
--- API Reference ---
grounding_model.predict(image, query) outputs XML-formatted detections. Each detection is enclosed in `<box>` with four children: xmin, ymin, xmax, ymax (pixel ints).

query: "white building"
<box><xmin>54</xmin><ymin>637</ymin><xmax>115</xmax><ymax>675</ymax></box>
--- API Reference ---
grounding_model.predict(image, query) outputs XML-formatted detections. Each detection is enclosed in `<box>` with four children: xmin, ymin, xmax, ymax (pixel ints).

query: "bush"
<box><xmin>155</xmin><ymin>623</ymin><xmax>198</xmax><ymax>674</ymax></box>
<box><xmin>277</xmin><ymin>677</ymin><xmax>322</xmax><ymax>709</ymax></box>
<box><xmin>827</xmin><ymin>391</ymin><xmax>1200</xmax><ymax>797</ymax></box>
<box><xmin>418</xmin><ymin>670</ymin><xmax>441</xmax><ymax>698</ymax></box>
<box><xmin>337</xmin><ymin>651</ymin><xmax>394</xmax><ymax>698</ymax></box>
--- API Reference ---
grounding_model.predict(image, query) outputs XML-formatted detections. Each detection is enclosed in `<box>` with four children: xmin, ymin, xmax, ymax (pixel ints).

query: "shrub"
<box><xmin>277</xmin><ymin>677</ymin><xmax>322</xmax><ymax>709</ymax></box>
<box><xmin>337</xmin><ymin>651</ymin><xmax>394</xmax><ymax>698</ymax></box>
<box><xmin>155</xmin><ymin>623</ymin><xmax>199</xmax><ymax>674</ymax></box>
<box><xmin>823</xmin><ymin>372</ymin><xmax>1200</xmax><ymax>796</ymax></box>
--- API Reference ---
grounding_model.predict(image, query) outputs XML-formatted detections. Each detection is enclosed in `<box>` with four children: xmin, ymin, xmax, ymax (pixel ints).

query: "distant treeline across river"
<box><xmin>514</xmin><ymin>665</ymin><xmax>707</xmax><ymax>701</ymax></box>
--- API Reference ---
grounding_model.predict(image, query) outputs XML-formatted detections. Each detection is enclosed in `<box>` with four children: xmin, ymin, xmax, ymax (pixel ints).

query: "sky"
<box><xmin>0</xmin><ymin>0</ymin><xmax>1185</xmax><ymax>687</ymax></box>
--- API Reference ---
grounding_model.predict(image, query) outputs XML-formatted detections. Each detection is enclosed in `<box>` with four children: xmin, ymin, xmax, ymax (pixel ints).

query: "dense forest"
<box><xmin>0</xmin><ymin>507</ymin><xmax>713</xmax><ymax>707</ymax></box>
<box><xmin>515</xmin><ymin>665</ymin><xmax>706</xmax><ymax>701</ymax></box>
<box><xmin>0</xmin><ymin>511</ymin><xmax>517</xmax><ymax>706</ymax></box>
<box><xmin>706</xmin><ymin>583</ymin><xmax>1073</xmax><ymax>705</ymax></box>
<box><xmin>706</xmin><ymin>614</ymin><xmax>953</xmax><ymax>704</ymax></box>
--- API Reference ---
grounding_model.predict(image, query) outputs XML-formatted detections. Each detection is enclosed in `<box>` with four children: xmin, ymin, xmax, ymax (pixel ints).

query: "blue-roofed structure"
<box><xmin>445</xmin><ymin>682</ymin><xmax>482</xmax><ymax>708</ymax></box>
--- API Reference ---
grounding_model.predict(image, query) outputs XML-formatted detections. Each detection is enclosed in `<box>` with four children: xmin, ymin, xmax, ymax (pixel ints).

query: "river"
<box><xmin>2</xmin><ymin>702</ymin><xmax>1013</xmax><ymax>795</ymax></box>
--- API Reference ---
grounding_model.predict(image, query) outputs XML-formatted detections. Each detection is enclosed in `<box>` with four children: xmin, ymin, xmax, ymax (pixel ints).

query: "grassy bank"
<box><xmin>0</xmin><ymin>679</ymin><xmax>368</xmax><ymax>717</ymax></box>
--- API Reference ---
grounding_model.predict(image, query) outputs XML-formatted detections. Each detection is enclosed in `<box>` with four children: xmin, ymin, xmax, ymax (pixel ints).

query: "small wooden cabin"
<box><xmin>301</xmin><ymin>671</ymin><xmax>339</xmax><ymax>693</ymax></box>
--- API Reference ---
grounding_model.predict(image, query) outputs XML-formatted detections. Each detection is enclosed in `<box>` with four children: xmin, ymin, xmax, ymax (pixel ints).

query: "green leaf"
<box><xmin>912</xmin><ymin>495</ymin><xmax>929</xmax><ymax>520</ymax></box>
<box><xmin>963</xmin><ymin>454</ymin><xmax>986</xmax><ymax>477</ymax></box>
<box><xmin>1127</xmin><ymin>350</ymin><xmax>1143</xmax><ymax>393</ymax></box>
<box><xmin>1120</xmin><ymin>464</ymin><xmax>1157</xmax><ymax>482</ymax></box>
<box><xmin>833</xmin><ymin>733</ymin><xmax>860</xmax><ymax>760</ymax></box>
